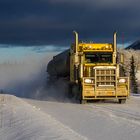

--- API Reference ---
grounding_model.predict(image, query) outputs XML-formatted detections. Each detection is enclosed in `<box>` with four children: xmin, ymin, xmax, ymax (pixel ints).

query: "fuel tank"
<box><xmin>47</xmin><ymin>49</ymin><xmax>70</xmax><ymax>77</ymax></box>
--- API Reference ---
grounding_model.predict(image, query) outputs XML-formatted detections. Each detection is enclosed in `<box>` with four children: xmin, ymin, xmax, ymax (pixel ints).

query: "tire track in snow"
<box><xmin>88</xmin><ymin>104</ymin><xmax>140</xmax><ymax>124</ymax></box>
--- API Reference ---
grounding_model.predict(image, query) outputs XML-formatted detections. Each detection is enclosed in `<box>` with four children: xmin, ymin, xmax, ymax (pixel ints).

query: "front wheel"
<box><xmin>80</xmin><ymin>99</ymin><xmax>87</xmax><ymax>104</ymax></box>
<box><xmin>68</xmin><ymin>83</ymin><xmax>80</xmax><ymax>99</ymax></box>
<box><xmin>118</xmin><ymin>99</ymin><xmax>126</xmax><ymax>104</ymax></box>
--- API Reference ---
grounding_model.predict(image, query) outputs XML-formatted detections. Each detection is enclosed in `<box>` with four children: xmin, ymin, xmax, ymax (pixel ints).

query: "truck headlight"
<box><xmin>84</xmin><ymin>79</ymin><xmax>92</xmax><ymax>83</ymax></box>
<box><xmin>119</xmin><ymin>78</ymin><xmax>126</xmax><ymax>83</ymax></box>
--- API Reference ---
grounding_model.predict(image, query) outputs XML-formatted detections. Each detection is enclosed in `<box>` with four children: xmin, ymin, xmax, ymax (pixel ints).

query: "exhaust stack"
<box><xmin>113</xmin><ymin>32</ymin><xmax>117</xmax><ymax>53</ymax></box>
<box><xmin>73</xmin><ymin>31</ymin><xmax>78</xmax><ymax>54</ymax></box>
<box><xmin>73</xmin><ymin>31</ymin><xmax>79</xmax><ymax>83</ymax></box>
<box><xmin>113</xmin><ymin>32</ymin><xmax>117</xmax><ymax>64</ymax></box>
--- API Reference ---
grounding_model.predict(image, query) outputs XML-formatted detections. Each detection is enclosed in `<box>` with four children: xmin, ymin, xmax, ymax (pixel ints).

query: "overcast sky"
<box><xmin>0</xmin><ymin>0</ymin><xmax>140</xmax><ymax>47</ymax></box>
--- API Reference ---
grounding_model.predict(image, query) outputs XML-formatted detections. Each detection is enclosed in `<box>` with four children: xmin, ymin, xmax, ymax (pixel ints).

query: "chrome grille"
<box><xmin>96</xmin><ymin>69</ymin><xmax>116</xmax><ymax>87</ymax></box>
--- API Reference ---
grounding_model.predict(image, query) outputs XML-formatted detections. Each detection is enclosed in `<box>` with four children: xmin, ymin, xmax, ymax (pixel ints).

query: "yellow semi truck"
<box><xmin>47</xmin><ymin>31</ymin><xmax>129</xmax><ymax>104</ymax></box>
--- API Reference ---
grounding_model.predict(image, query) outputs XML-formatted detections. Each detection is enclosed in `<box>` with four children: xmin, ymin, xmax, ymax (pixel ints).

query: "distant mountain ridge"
<box><xmin>126</xmin><ymin>40</ymin><xmax>140</xmax><ymax>50</ymax></box>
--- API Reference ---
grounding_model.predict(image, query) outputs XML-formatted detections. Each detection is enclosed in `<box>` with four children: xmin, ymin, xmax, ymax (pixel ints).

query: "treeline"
<box><xmin>119</xmin><ymin>49</ymin><xmax>140</xmax><ymax>94</ymax></box>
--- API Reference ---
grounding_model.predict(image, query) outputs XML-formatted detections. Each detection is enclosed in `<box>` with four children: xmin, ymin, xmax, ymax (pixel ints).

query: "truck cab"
<box><xmin>70</xmin><ymin>32</ymin><xmax>129</xmax><ymax>104</ymax></box>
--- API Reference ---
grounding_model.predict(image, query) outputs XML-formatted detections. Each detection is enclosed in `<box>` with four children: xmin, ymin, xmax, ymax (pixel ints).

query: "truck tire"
<box><xmin>68</xmin><ymin>83</ymin><xmax>74</xmax><ymax>98</ymax></box>
<box><xmin>68</xmin><ymin>83</ymin><xmax>79</xmax><ymax>99</ymax></box>
<box><xmin>80</xmin><ymin>99</ymin><xmax>87</xmax><ymax>104</ymax></box>
<box><xmin>118</xmin><ymin>99</ymin><xmax>126</xmax><ymax>104</ymax></box>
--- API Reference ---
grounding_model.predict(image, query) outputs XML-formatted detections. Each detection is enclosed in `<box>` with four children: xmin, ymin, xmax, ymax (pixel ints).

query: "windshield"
<box><xmin>85</xmin><ymin>53</ymin><xmax>112</xmax><ymax>63</ymax></box>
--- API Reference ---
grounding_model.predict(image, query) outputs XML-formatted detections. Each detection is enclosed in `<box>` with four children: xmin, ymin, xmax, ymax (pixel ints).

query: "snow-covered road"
<box><xmin>25</xmin><ymin>96</ymin><xmax>140</xmax><ymax>140</ymax></box>
<box><xmin>1</xmin><ymin>94</ymin><xmax>140</xmax><ymax>140</ymax></box>
<box><xmin>0</xmin><ymin>94</ymin><xmax>87</xmax><ymax>140</ymax></box>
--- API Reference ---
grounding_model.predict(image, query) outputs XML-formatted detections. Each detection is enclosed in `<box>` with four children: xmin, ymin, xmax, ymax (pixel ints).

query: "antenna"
<box><xmin>122</xmin><ymin>32</ymin><xmax>124</xmax><ymax>48</ymax></box>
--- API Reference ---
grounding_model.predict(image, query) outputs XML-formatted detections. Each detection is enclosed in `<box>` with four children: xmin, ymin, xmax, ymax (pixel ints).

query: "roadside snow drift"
<box><xmin>0</xmin><ymin>94</ymin><xmax>87</xmax><ymax>140</ymax></box>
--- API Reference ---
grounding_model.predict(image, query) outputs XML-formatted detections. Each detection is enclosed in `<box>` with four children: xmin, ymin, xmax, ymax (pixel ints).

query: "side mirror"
<box><xmin>117</xmin><ymin>53</ymin><xmax>124</xmax><ymax>64</ymax></box>
<box><xmin>120</xmin><ymin>54</ymin><xmax>124</xmax><ymax>64</ymax></box>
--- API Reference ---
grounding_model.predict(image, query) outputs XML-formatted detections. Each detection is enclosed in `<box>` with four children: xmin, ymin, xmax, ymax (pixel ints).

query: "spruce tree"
<box><xmin>130</xmin><ymin>55</ymin><xmax>138</xmax><ymax>94</ymax></box>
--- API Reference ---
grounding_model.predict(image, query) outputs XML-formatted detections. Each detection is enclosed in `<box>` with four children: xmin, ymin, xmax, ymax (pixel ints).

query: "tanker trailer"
<box><xmin>47</xmin><ymin>31</ymin><xmax>130</xmax><ymax>104</ymax></box>
<box><xmin>47</xmin><ymin>49</ymin><xmax>72</xmax><ymax>97</ymax></box>
<box><xmin>47</xmin><ymin>49</ymin><xmax>70</xmax><ymax>80</ymax></box>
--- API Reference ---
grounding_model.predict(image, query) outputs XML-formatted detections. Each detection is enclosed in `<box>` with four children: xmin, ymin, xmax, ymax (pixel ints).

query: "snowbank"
<box><xmin>0</xmin><ymin>94</ymin><xmax>86</xmax><ymax>140</ymax></box>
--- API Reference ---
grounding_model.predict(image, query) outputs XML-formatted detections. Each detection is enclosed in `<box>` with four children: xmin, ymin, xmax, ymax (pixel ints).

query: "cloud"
<box><xmin>0</xmin><ymin>0</ymin><xmax>140</xmax><ymax>46</ymax></box>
